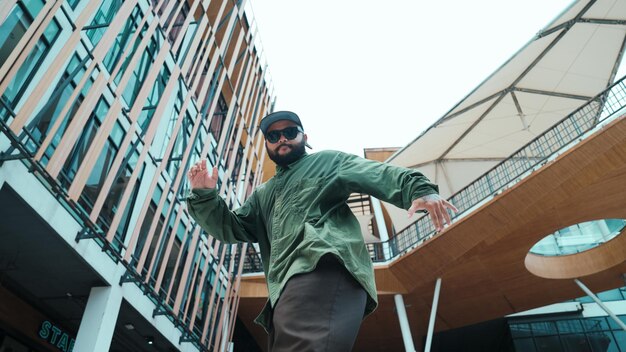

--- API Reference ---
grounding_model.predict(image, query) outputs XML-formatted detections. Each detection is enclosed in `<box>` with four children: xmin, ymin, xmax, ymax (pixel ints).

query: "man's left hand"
<box><xmin>408</xmin><ymin>194</ymin><xmax>459</xmax><ymax>232</ymax></box>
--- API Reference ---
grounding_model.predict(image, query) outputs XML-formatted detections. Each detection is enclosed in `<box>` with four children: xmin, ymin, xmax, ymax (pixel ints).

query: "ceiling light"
<box><xmin>146</xmin><ymin>336</ymin><xmax>154</xmax><ymax>345</ymax></box>
<box><xmin>124</xmin><ymin>323</ymin><xmax>135</xmax><ymax>330</ymax></box>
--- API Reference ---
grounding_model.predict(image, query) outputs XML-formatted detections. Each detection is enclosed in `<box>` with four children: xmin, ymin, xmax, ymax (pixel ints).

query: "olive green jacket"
<box><xmin>186</xmin><ymin>150</ymin><xmax>438</xmax><ymax>332</ymax></box>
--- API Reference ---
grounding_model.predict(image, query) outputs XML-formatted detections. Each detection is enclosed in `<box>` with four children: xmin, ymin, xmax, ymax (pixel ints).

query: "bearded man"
<box><xmin>186</xmin><ymin>111</ymin><xmax>456</xmax><ymax>352</ymax></box>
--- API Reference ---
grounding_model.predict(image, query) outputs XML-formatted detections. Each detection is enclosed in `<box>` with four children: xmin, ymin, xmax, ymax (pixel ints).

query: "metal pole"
<box><xmin>394</xmin><ymin>294</ymin><xmax>416</xmax><ymax>352</ymax></box>
<box><xmin>371</xmin><ymin>197</ymin><xmax>391</xmax><ymax>259</ymax></box>
<box><xmin>424</xmin><ymin>278</ymin><xmax>442</xmax><ymax>352</ymax></box>
<box><xmin>574</xmin><ymin>279</ymin><xmax>626</xmax><ymax>331</ymax></box>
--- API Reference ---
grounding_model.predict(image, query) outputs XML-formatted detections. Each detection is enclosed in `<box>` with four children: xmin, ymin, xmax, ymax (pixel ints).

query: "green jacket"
<box><xmin>186</xmin><ymin>150</ymin><xmax>438</xmax><ymax>332</ymax></box>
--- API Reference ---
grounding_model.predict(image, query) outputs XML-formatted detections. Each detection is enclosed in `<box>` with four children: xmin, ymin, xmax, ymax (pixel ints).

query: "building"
<box><xmin>238</xmin><ymin>0</ymin><xmax>626</xmax><ymax>351</ymax></box>
<box><xmin>0</xmin><ymin>0</ymin><xmax>274</xmax><ymax>351</ymax></box>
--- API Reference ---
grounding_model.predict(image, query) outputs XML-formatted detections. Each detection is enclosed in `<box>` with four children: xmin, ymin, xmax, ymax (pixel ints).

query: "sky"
<box><xmin>249</xmin><ymin>0</ymin><xmax>575</xmax><ymax>156</ymax></box>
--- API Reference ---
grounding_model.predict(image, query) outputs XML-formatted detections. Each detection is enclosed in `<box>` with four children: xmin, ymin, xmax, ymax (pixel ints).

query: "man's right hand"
<box><xmin>187</xmin><ymin>159</ymin><xmax>218</xmax><ymax>190</ymax></box>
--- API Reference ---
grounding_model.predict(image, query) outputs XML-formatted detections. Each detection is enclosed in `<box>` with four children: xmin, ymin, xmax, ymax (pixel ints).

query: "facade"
<box><xmin>0</xmin><ymin>0</ymin><xmax>273</xmax><ymax>351</ymax></box>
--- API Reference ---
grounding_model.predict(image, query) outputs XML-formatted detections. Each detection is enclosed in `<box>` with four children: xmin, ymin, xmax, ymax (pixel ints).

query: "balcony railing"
<box><xmin>243</xmin><ymin>75</ymin><xmax>626</xmax><ymax>273</ymax></box>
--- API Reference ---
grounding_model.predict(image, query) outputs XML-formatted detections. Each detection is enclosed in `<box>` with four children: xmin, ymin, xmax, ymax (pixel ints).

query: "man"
<box><xmin>186</xmin><ymin>111</ymin><xmax>457</xmax><ymax>351</ymax></box>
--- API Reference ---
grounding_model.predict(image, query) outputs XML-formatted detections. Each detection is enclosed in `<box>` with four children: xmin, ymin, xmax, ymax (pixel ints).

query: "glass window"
<box><xmin>509</xmin><ymin>324</ymin><xmax>532</xmax><ymax>338</ymax></box>
<box><xmin>122</xmin><ymin>32</ymin><xmax>163</xmax><ymax>106</ymax></box>
<box><xmin>161</xmin><ymin>227</ymin><xmax>182</xmax><ymax>297</ymax></box>
<box><xmin>181</xmin><ymin>247</ymin><xmax>202</xmax><ymax>316</ymax></box>
<box><xmin>42</xmin><ymin>71</ymin><xmax>95</xmax><ymax>165</ymax></box>
<box><xmin>1</xmin><ymin>17</ymin><xmax>60</xmax><ymax>117</ymax></box>
<box><xmin>583</xmin><ymin>317</ymin><xmax>610</xmax><ymax>332</ymax></box>
<box><xmin>176</xmin><ymin>16</ymin><xmax>198</xmax><ymax>64</ymax></box>
<box><xmin>66</xmin><ymin>0</ymin><xmax>81</xmax><ymax>10</ymax></box>
<box><xmin>613</xmin><ymin>331</ymin><xmax>626</xmax><ymax>352</ymax></box>
<box><xmin>557</xmin><ymin>319</ymin><xmax>584</xmax><ymax>334</ymax></box>
<box><xmin>199</xmin><ymin>62</ymin><xmax>223</xmax><ymax>118</ymax></box>
<box><xmin>167</xmin><ymin>0</ymin><xmax>190</xmax><ymax>46</ymax></box>
<box><xmin>132</xmin><ymin>185</ymin><xmax>163</xmax><ymax>266</ymax></box>
<box><xmin>58</xmin><ymin>97</ymin><xmax>109</xmax><ymax>190</ymax></box>
<box><xmin>166</xmin><ymin>110</ymin><xmax>194</xmax><ymax>178</ymax></box>
<box><xmin>170</xmin><ymin>226</ymin><xmax>192</xmax><ymax>299</ymax></box>
<box><xmin>150</xmin><ymin>202</ymin><xmax>177</xmax><ymax>285</ymax></box>
<box><xmin>588</xmin><ymin>331</ymin><xmax>619</xmax><ymax>352</ymax></box>
<box><xmin>607</xmin><ymin>315</ymin><xmax>626</xmax><ymax>330</ymax></box>
<box><xmin>597</xmin><ymin>289</ymin><xmax>624</xmax><ymax>302</ymax></box>
<box><xmin>102</xmin><ymin>5</ymin><xmax>143</xmax><ymax>74</ymax></box>
<box><xmin>535</xmin><ymin>335</ymin><xmax>563</xmax><ymax>351</ymax></box>
<box><xmin>84</xmin><ymin>0</ymin><xmax>123</xmax><ymax>46</ymax></box>
<box><xmin>24</xmin><ymin>54</ymin><xmax>89</xmax><ymax>153</ymax></box>
<box><xmin>112</xmin><ymin>155</ymin><xmax>145</xmax><ymax>251</ymax></box>
<box><xmin>114</xmin><ymin>22</ymin><xmax>148</xmax><ymax>86</ymax></box>
<box><xmin>138</xmin><ymin>65</ymin><xmax>170</xmax><ymax>134</ymax></box>
<box><xmin>560</xmin><ymin>334</ymin><xmax>591</xmax><ymax>351</ymax></box>
<box><xmin>532</xmin><ymin>321</ymin><xmax>558</xmax><ymax>337</ymax></box>
<box><xmin>208</xmin><ymin>93</ymin><xmax>227</xmax><ymax>140</ymax></box>
<box><xmin>79</xmin><ymin>120</ymin><xmax>125</xmax><ymax>213</ymax></box>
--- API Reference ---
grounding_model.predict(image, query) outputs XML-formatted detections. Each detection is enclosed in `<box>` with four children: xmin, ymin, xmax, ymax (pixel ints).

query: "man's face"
<box><xmin>264</xmin><ymin>120</ymin><xmax>307</xmax><ymax>167</ymax></box>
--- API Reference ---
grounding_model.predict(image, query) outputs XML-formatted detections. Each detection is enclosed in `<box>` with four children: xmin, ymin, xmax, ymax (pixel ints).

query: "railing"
<box><xmin>243</xmin><ymin>75</ymin><xmax>626</xmax><ymax>273</ymax></box>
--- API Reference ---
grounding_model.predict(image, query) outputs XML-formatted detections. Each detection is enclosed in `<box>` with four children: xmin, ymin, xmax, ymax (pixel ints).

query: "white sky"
<box><xmin>249</xmin><ymin>0</ymin><xmax>575</xmax><ymax>156</ymax></box>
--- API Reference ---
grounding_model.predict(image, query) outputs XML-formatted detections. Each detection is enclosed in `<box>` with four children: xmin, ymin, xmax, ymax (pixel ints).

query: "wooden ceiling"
<box><xmin>237</xmin><ymin>114</ymin><xmax>626</xmax><ymax>351</ymax></box>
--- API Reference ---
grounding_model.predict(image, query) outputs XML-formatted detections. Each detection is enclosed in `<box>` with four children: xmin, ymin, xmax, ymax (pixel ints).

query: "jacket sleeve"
<box><xmin>338</xmin><ymin>152</ymin><xmax>439</xmax><ymax>210</ymax></box>
<box><xmin>186</xmin><ymin>188</ymin><xmax>260</xmax><ymax>243</ymax></box>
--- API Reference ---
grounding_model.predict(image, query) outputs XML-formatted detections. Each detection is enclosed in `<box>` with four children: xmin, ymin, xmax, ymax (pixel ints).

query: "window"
<box><xmin>209</xmin><ymin>94</ymin><xmax>227</xmax><ymax>140</ymax></box>
<box><xmin>1</xmin><ymin>17</ymin><xmax>60</xmax><ymax>119</ymax></box>
<box><xmin>132</xmin><ymin>185</ymin><xmax>163</xmax><ymax>267</ymax></box>
<box><xmin>24</xmin><ymin>54</ymin><xmax>89</xmax><ymax>153</ymax></box>
<box><xmin>165</xmin><ymin>110</ymin><xmax>194</xmax><ymax>178</ymax></box>
<box><xmin>41</xmin><ymin>69</ymin><xmax>95</xmax><ymax>165</ymax></box>
<box><xmin>84</xmin><ymin>0</ymin><xmax>124</xmax><ymax>46</ymax></box>
<box><xmin>114</xmin><ymin>22</ymin><xmax>148</xmax><ymax>86</ymax></box>
<box><xmin>102</xmin><ymin>5</ymin><xmax>143</xmax><ymax>74</ymax></box>
<box><xmin>166</xmin><ymin>0</ymin><xmax>190</xmax><ymax>46</ymax></box>
<box><xmin>122</xmin><ymin>32</ymin><xmax>163</xmax><ymax>106</ymax></box>
<box><xmin>58</xmin><ymin>97</ymin><xmax>110</xmax><ymax>190</ymax></box>
<box><xmin>0</xmin><ymin>0</ymin><xmax>44</xmax><ymax>66</ymax></box>
<box><xmin>79</xmin><ymin>120</ymin><xmax>125</xmax><ymax>213</ymax></box>
<box><xmin>138</xmin><ymin>65</ymin><xmax>171</xmax><ymax>135</ymax></box>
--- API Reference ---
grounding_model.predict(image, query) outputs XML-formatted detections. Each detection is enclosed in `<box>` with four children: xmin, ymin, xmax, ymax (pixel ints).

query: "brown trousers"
<box><xmin>268</xmin><ymin>254</ymin><xmax>367</xmax><ymax>352</ymax></box>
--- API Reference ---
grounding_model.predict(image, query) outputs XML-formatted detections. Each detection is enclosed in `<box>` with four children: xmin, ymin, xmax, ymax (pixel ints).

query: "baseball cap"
<box><xmin>259</xmin><ymin>111</ymin><xmax>312</xmax><ymax>149</ymax></box>
<box><xmin>259</xmin><ymin>111</ymin><xmax>303</xmax><ymax>135</ymax></box>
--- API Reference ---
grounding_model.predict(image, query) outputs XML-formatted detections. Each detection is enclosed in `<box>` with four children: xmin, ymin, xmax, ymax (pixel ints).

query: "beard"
<box><xmin>266</xmin><ymin>139</ymin><xmax>307</xmax><ymax>167</ymax></box>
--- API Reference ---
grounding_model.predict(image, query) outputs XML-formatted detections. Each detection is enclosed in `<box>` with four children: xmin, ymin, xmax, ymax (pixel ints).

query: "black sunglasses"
<box><xmin>265</xmin><ymin>126</ymin><xmax>303</xmax><ymax>143</ymax></box>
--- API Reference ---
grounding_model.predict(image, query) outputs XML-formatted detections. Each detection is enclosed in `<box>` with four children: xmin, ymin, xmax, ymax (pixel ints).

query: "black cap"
<box><xmin>259</xmin><ymin>110</ymin><xmax>312</xmax><ymax>149</ymax></box>
<box><xmin>259</xmin><ymin>111</ymin><xmax>303</xmax><ymax>135</ymax></box>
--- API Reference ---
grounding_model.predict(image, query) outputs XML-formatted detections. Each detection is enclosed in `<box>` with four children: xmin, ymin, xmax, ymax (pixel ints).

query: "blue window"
<box><xmin>58</xmin><ymin>97</ymin><xmax>110</xmax><ymax>190</ymax></box>
<box><xmin>102</xmin><ymin>5</ymin><xmax>143</xmax><ymax>74</ymax></box>
<box><xmin>24</xmin><ymin>54</ymin><xmax>90</xmax><ymax>153</ymax></box>
<box><xmin>84</xmin><ymin>0</ymin><xmax>124</xmax><ymax>46</ymax></box>
<box><xmin>1</xmin><ymin>16</ymin><xmax>60</xmax><ymax>120</ymax></box>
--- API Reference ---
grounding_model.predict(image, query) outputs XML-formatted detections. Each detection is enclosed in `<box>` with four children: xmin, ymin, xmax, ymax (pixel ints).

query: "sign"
<box><xmin>38</xmin><ymin>320</ymin><xmax>75</xmax><ymax>352</ymax></box>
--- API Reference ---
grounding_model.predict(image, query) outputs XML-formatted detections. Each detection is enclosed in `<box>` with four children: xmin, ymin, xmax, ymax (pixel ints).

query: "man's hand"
<box><xmin>408</xmin><ymin>194</ymin><xmax>458</xmax><ymax>232</ymax></box>
<box><xmin>187</xmin><ymin>159</ymin><xmax>218</xmax><ymax>190</ymax></box>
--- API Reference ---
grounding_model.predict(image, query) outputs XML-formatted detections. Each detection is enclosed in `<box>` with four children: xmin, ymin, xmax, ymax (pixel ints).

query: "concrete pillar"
<box><xmin>73</xmin><ymin>286</ymin><xmax>123</xmax><ymax>352</ymax></box>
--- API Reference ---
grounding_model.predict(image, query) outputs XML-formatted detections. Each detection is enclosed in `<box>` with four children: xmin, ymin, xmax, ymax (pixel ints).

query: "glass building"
<box><xmin>0</xmin><ymin>0</ymin><xmax>273</xmax><ymax>350</ymax></box>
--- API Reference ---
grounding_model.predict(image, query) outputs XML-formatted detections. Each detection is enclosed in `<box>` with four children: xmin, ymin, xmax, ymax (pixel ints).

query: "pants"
<box><xmin>268</xmin><ymin>254</ymin><xmax>367</xmax><ymax>352</ymax></box>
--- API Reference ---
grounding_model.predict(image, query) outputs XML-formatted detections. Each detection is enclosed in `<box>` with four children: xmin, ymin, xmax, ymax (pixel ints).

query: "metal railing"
<box><xmin>243</xmin><ymin>75</ymin><xmax>626</xmax><ymax>273</ymax></box>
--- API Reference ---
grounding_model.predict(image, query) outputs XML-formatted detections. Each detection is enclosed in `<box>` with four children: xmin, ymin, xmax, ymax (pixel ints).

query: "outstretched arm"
<box><xmin>339</xmin><ymin>152</ymin><xmax>457</xmax><ymax>232</ymax></box>
<box><xmin>186</xmin><ymin>160</ymin><xmax>259</xmax><ymax>243</ymax></box>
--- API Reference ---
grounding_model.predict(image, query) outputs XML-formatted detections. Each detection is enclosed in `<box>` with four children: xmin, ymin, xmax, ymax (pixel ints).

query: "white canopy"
<box><xmin>386</xmin><ymin>0</ymin><xmax>626</xmax><ymax>199</ymax></box>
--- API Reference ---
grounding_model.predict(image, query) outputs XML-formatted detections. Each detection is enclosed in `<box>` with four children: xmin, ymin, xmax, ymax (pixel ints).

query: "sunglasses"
<box><xmin>265</xmin><ymin>126</ymin><xmax>303</xmax><ymax>143</ymax></box>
